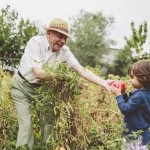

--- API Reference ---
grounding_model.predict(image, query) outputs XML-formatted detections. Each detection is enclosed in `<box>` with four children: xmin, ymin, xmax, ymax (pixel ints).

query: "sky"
<box><xmin>0</xmin><ymin>0</ymin><xmax>150</xmax><ymax>52</ymax></box>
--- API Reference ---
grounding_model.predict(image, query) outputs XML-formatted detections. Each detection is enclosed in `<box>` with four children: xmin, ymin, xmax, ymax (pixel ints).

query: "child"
<box><xmin>111</xmin><ymin>59</ymin><xmax>150</xmax><ymax>150</ymax></box>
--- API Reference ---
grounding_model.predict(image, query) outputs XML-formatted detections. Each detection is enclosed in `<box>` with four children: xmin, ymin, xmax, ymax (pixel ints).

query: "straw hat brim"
<box><xmin>45</xmin><ymin>27</ymin><xmax>70</xmax><ymax>37</ymax></box>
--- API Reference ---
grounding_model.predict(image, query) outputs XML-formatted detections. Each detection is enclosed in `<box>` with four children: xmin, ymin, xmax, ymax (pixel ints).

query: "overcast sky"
<box><xmin>0</xmin><ymin>0</ymin><xmax>150</xmax><ymax>52</ymax></box>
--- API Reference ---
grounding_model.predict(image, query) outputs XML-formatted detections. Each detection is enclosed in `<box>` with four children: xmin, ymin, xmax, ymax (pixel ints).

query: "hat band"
<box><xmin>50</xmin><ymin>26</ymin><xmax>68</xmax><ymax>32</ymax></box>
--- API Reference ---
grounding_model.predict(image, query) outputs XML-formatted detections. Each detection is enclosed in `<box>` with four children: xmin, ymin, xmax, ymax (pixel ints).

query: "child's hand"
<box><xmin>110</xmin><ymin>80</ymin><xmax>126</xmax><ymax>96</ymax></box>
<box><xmin>111</xmin><ymin>85</ymin><xmax>122</xmax><ymax>96</ymax></box>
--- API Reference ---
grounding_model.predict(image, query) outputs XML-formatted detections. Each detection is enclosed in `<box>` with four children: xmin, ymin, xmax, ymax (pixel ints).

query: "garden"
<box><xmin>0</xmin><ymin>5</ymin><xmax>150</xmax><ymax>150</ymax></box>
<box><xmin>0</xmin><ymin>65</ymin><xmax>130</xmax><ymax>150</ymax></box>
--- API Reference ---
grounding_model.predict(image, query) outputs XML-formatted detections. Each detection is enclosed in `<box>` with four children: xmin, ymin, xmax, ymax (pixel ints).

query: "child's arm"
<box><xmin>111</xmin><ymin>87</ymin><xmax>142</xmax><ymax>115</ymax></box>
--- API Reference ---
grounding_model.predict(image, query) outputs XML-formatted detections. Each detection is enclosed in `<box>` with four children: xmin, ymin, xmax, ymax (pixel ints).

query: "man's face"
<box><xmin>47</xmin><ymin>30</ymin><xmax>68</xmax><ymax>52</ymax></box>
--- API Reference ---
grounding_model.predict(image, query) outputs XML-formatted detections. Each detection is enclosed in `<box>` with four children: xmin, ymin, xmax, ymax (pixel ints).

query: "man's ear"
<box><xmin>46</xmin><ymin>30</ymin><xmax>51</xmax><ymax>35</ymax></box>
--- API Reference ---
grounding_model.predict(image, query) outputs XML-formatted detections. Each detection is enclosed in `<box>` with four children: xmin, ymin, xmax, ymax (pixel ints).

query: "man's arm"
<box><xmin>71</xmin><ymin>63</ymin><xmax>112</xmax><ymax>92</ymax></box>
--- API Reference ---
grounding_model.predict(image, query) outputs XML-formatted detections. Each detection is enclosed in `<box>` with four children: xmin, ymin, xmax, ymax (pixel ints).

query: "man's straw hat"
<box><xmin>46</xmin><ymin>18</ymin><xmax>70</xmax><ymax>37</ymax></box>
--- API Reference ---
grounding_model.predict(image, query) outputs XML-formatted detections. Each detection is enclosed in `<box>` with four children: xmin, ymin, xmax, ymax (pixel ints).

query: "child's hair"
<box><xmin>128</xmin><ymin>59</ymin><xmax>150</xmax><ymax>89</ymax></box>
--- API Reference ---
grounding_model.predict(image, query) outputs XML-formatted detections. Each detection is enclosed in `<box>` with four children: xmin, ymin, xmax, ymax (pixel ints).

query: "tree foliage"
<box><xmin>124</xmin><ymin>21</ymin><xmax>148</xmax><ymax>55</ymax></box>
<box><xmin>67</xmin><ymin>10</ymin><xmax>115</xmax><ymax>67</ymax></box>
<box><xmin>106</xmin><ymin>21</ymin><xmax>149</xmax><ymax>77</ymax></box>
<box><xmin>0</xmin><ymin>5</ymin><xmax>40</xmax><ymax>58</ymax></box>
<box><xmin>106</xmin><ymin>45</ymin><xmax>133</xmax><ymax>76</ymax></box>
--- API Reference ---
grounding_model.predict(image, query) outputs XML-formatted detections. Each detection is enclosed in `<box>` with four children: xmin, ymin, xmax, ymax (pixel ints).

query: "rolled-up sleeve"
<box><xmin>65</xmin><ymin>48</ymin><xmax>79</xmax><ymax>68</ymax></box>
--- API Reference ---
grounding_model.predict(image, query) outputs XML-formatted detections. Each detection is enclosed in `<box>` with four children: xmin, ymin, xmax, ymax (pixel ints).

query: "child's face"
<box><xmin>129</xmin><ymin>72</ymin><xmax>143</xmax><ymax>89</ymax></box>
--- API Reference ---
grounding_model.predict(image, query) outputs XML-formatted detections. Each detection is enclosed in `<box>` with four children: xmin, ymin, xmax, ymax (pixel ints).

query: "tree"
<box><xmin>124</xmin><ymin>21</ymin><xmax>148</xmax><ymax>57</ymax></box>
<box><xmin>106</xmin><ymin>21</ymin><xmax>149</xmax><ymax>77</ymax></box>
<box><xmin>106</xmin><ymin>45</ymin><xmax>133</xmax><ymax>76</ymax></box>
<box><xmin>0</xmin><ymin>5</ymin><xmax>40</xmax><ymax>59</ymax></box>
<box><xmin>67</xmin><ymin>10</ymin><xmax>115</xmax><ymax>67</ymax></box>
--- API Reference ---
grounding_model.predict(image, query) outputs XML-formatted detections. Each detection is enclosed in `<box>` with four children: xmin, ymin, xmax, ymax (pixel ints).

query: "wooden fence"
<box><xmin>0</xmin><ymin>57</ymin><xmax>20</xmax><ymax>74</ymax></box>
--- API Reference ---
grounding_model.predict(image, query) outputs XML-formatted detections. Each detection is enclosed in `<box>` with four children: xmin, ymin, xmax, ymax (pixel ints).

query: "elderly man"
<box><xmin>11</xmin><ymin>18</ymin><xmax>112</xmax><ymax>149</ymax></box>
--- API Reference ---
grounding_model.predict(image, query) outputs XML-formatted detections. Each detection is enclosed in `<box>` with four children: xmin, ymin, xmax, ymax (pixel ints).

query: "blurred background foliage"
<box><xmin>0</xmin><ymin>5</ymin><xmax>149</xmax><ymax>77</ymax></box>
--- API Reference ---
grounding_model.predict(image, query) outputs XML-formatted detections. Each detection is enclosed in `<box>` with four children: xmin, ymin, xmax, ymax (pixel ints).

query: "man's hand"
<box><xmin>33</xmin><ymin>67</ymin><xmax>56</xmax><ymax>80</ymax></box>
<box><xmin>106</xmin><ymin>80</ymin><xmax>115</xmax><ymax>86</ymax></box>
<box><xmin>33</xmin><ymin>67</ymin><xmax>46</xmax><ymax>80</ymax></box>
<box><xmin>111</xmin><ymin>80</ymin><xmax>126</xmax><ymax>95</ymax></box>
<box><xmin>100</xmin><ymin>80</ymin><xmax>114</xmax><ymax>92</ymax></box>
<box><xmin>111</xmin><ymin>84</ymin><xmax>122</xmax><ymax>96</ymax></box>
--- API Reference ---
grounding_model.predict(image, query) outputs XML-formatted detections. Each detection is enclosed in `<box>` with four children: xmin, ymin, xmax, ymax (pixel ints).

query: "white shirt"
<box><xmin>19</xmin><ymin>35</ymin><xmax>79</xmax><ymax>83</ymax></box>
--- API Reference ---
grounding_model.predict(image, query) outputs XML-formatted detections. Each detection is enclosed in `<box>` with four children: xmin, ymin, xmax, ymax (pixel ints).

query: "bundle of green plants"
<box><xmin>32</xmin><ymin>63</ymin><xmax>92</xmax><ymax>150</ymax></box>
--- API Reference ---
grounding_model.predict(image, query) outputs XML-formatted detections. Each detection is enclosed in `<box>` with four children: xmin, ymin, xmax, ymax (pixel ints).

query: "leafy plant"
<box><xmin>1</xmin><ymin>66</ymin><xmax>149</xmax><ymax>149</ymax></box>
